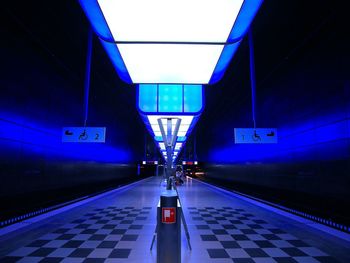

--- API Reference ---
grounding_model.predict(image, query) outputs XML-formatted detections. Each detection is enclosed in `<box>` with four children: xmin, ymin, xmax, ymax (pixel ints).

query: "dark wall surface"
<box><xmin>0</xmin><ymin>1</ymin><xmax>152</xmax><ymax>222</ymax></box>
<box><xmin>194</xmin><ymin>0</ymin><xmax>350</xmax><ymax>225</ymax></box>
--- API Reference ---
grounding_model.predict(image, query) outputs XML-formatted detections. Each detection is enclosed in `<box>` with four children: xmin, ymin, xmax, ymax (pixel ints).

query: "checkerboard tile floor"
<box><xmin>188</xmin><ymin>206</ymin><xmax>339</xmax><ymax>263</ymax></box>
<box><xmin>1</xmin><ymin>206</ymin><xmax>151</xmax><ymax>262</ymax></box>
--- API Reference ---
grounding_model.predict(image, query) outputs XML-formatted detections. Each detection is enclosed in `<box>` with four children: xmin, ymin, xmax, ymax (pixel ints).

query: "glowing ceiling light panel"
<box><xmin>137</xmin><ymin>84</ymin><xmax>203</xmax><ymax>160</ymax></box>
<box><xmin>155</xmin><ymin>136</ymin><xmax>186</xmax><ymax>142</ymax></box>
<box><xmin>139</xmin><ymin>84</ymin><xmax>203</xmax><ymax>114</ymax></box>
<box><xmin>175</xmin><ymin>143</ymin><xmax>182</xmax><ymax>151</ymax></box>
<box><xmin>148</xmin><ymin>115</ymin><xmax>193</xmax><ymax>137</ymax></box>
<box><xmin>79</xmin><ymin>0</ymin><xmax>263</xmax><ymax>84</ymax></box>
<box><xmin>98</xmin><ymin>0</ymin><xmax>244</xmax><ymax>42</ymax></box>
<box><xmin>138</xmin><ymin>84</ymin><xmax>203</xmax><ymax>137</ymax></box>
<box><xmin>159</xmin><ymin>143</ymin><xmax>166</xmax><ymax>150</ymax></box>
<box><xmin>117</xmin><ymin>44</ymin><xmax>224</xmax><ymax>84</ymax></box>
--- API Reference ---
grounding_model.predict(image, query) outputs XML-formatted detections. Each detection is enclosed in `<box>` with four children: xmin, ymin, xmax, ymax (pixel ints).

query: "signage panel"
<box><xmin>234</xmin><ymin>128</ymin><xmax>277</xmax><ymax>144</ymax></box>
<box><xmin>62</xmin><ymin>127</ymin><xmax>106</xmax><ymax>143</ymax></box>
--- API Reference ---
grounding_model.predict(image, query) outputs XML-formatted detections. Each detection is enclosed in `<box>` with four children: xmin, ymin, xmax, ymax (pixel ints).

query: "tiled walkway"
<box><xmin>188</xmin><ymin>206</ymin><xmax>334</xmax><ymax>262</ymax></box>
<box><xmin>2</xmin><ymin>206</ymin><xmax>151</xmax><ymax>262</ymax></box>
<box><xmin>0</xmin><ymin>177</ymin><xmax>349</xmax><ymax>262</ymax></box>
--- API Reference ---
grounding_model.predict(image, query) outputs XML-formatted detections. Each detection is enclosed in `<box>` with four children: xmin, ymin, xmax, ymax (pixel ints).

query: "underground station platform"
<box><xmin>1</xmin><ymin>0</ymin><xmax>350</xmax><ymax>262</ymax></box>
<box><xmin>1</xmin><ymin>177</ymin><xmax>349</xmax><ymax>263</ymax></box>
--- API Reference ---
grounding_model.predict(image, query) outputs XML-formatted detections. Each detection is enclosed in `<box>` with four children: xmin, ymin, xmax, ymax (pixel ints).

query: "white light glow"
<box><xmin>98</xmin><ymin>0</ymin><xmax>244</xmax><ymax>42</ymax></box>
<box><xmin>182</xmin><ymin>161</ymin><xmax>186</xmax><ymax>165</ymax></box>
<box><xmin>142</xmin><ymin>161</ymin><xmax>146</xmax><ymax>165</ymax></box>
<box><xmin>117</xmin><ymin>44</ymin><xmax>223</xmax><ymax>84</ymax></box>
<box><xmin>194</xmin><ymin>161</ymin><xmax>198</xmax><ymax>165</ymax></box>
<box><xmin>148</xmin><ymin>115</ymin><xmax>193</xmax><ymax>138</ymax></box>
<box><xmin>175</xmin><ymin>143</ymin><xmax>182</xmax><ymax>151</ymax></box>
<box><xmin>97</xmin><ymin>0</ymin><xmax>244</xmax><ymax>84</ymax></box>
<box><xmin>159</xmin><ymin>143</ymin><xmax>165</xmax><ymax>150</ymax></box>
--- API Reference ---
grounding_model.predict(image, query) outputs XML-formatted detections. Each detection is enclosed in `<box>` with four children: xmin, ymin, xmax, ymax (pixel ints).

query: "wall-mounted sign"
<box><xmin>234</xmin><ymin>128</ymin><xmax>277</xmax><ymax>144</ymax></box>
<box><xmin>62</xmin><ymin>127</ymin><xmax>106</xmax><ymax>143</ymax></box>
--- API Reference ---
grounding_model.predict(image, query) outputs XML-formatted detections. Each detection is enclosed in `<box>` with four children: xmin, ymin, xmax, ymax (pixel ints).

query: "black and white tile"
<box><xmin>1</xmin><ymin>206</ymin><xmax>151</xmax><ymax>262</ymax></box>
<box><xmin>188</xmin><ymin>206</ymin><xmax>338</xmax><ymax>263</ymax></box>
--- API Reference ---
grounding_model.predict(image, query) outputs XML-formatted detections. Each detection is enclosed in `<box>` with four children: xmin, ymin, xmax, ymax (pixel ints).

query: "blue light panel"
<box><xmin>79</xmin><ymin>0</ymin><xmax>114</xmax><ymax>41</ymax></box>
<box><xmin>177</xmin><ymin>136</ymin><xmax>187</xmax><ymax>142</ymax></box>
<box><xmin>159</xmin><ymin>85</ymin><xmax>182</xmax><ymax>113</ymax></box>
<box><xmin>138</xmin><ymin>84</ymin><xmax>157</xmax><ymax>112</ymax></box>
<box><xmin>184</xmin><ymin>85</ymin><xmax>203</xmax><ymax>113</ymax></box>
<box><xmin>228</xmin><ymin>0</ymin><xmax>264</xmax><ymax>41</ymax></box>
<box><xmin>137</xmin><ymin>84</ymin><xmax>203</xmax><ymax>161</ymax></box>
<box><xmin>154</xmin><ymin>136</ymin><xmax>186</xmax><ymax>142</ymax></box>
<box><xmin>99</xmin><ymin>39</ymin><xmax>132</xmax><ymax>84</ymax></box>
<box><xmin>209</xmin><ymin>42</ymin><xmax>241</xmax><ymax>84</ymax></box>
<box><xmin>138</xmin><ymin>84</ymin><xmax>203</xmax><ymax>114</ymax></box>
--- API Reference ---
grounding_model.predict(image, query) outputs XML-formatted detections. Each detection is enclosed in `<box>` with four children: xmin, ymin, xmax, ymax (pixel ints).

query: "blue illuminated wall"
<box><xmin>0</xmin><ymin>5</ymin><xmax>147</xmax><ymax>222</ymax></box>
<box><xmin>195</xmin><ymin>1</ymin><xmax>350</xmax><ymax>224</ymax></box>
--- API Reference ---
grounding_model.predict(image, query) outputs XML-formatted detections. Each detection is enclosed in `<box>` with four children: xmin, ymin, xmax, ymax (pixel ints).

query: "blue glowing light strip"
<box><xmin>79</xmin><ymin>0</ymin><xmax>132</xmax><ymax>83</ymax></box>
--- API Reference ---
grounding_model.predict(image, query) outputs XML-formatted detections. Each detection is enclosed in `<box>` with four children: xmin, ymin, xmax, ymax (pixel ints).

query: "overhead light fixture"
<box><xmin>79</xmin><ymin>0</ymin><xmax>263</xmax><ymax>84</ymax></box>
<box><xmin>159</xmin><ymin>142</ymin><xmax>166</xmax><ymax>150</ymax></box>
<box><xmin>149</xmin><ymin>115</ymin><xmax>193</xmax><ymax>137</ymax></box>
<box><xmin>175</xmin><ymin>143</ymin><xmax>182</xmax><ymax>151</ymax></box>
<box><xmin>138</xmin><ymin>84</ymin><xmax>203</xmax><ymax>138</ymax></box>
<box><xmin>138</xmin><ymin>84</ymin><xmax>203</xmax><ymax>157</ymax></box>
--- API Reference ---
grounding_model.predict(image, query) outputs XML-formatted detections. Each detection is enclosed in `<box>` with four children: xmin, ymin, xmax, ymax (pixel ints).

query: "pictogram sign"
<box><xmin>162</xmin><ymin>207</ymin><xmax>176</xmax><ymax>224</ymax></box>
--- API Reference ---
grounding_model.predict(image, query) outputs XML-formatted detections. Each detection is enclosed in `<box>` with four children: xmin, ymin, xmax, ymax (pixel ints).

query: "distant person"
<box><xmin>175</xmin><ymin>167</ymin><xmax>184</xmax><ymax>185</ymax></box>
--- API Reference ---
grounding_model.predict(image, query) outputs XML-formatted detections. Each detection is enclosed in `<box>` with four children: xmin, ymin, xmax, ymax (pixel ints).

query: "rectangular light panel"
<box><xmin>159</xmin><ymin>142</ymin><xmax>165</xmax><ymax>150</ymax></box>
<box><xmin>148</xmin><ymin>115</ymin><xmax>193</xmax><ymax>137</ymax></box>
<box><xmin>159</xmin><ymin>85</ymin><xmax>182</xmax><ymax>112</ymax></box>
<box><xmin>97</xmin><ymin>0</ymin><xmax>243</xmax><ymax>83</ymax></box>
<box><xmin>80</xmin><ymin>0</ymin><xmax>263</xmax><ymax>84</ymax></box>
<box><xmin>175</xmin><ymin>143</ymin><xmax>182</xmax><ymax>150</ymax></box>
<box><xmin>117</xmin><ymin>44</ymin><xmax>224</xmax><ymax>84</ymax></box>
<box><xmin>97</xmin><ymin>0</ymin><xmax>244</xmax><ymax>43</ymax></box>
<box><xmin>139</xmin><ymin>84</ymin><xmax>203</xmax><ymax>114</ymax></box>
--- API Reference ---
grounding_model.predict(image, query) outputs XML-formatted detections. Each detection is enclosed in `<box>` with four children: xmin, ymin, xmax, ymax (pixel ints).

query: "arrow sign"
<box><xmin>234</xmin><ymin>128</ymin><xmax>277</xmax><ymax>144</ymax></box>
<box><xmin>62</xmin><ymin>127</ymin><xmax>106</xmax><ymax>143</ymax></box>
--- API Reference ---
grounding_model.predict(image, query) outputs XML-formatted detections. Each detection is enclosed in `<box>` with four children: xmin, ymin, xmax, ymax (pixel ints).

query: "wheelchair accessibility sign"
<box><xmin>62</xmin><ymin>127</ymin><xmax>106</xmax><ymax>143</ymax></box>
<box><xmin>234</xmin><ymin>128</ymin><xmax>277</xmax><ymax>144</ymax></box>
